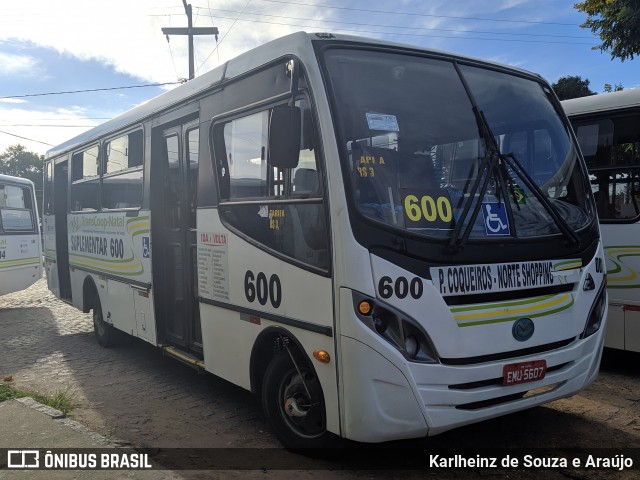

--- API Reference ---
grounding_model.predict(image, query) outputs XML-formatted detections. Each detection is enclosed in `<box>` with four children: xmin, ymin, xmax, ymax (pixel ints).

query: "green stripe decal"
<box><xmin>451</xmin><ymin>293</ymin><xmax>574</xmax><ymax>327</ymax></box>
<box><xmin>0</xmin><ymin>257</ymin><xmax>40</xmax><ymax>269</ymax></box>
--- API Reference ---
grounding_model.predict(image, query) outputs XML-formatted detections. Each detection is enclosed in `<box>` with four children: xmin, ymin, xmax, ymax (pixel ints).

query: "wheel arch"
<box><xmin>82</xmin><ymin>275</ymin><xmax>100</xmax><ymax>313</ymax></box>
<box><xmin>249</xmin><ymin>326</ymin><xmax>314</xmax><ymax>395</ymax></box>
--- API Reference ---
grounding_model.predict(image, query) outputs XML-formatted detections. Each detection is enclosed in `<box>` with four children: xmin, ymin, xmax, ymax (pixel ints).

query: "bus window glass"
<box><xmin>44</xmin><ymin>162</ymin><xmax>53</xmax><ymax>214</ymax></box>
<box><xmin>102</xmin><ymin>169</ymin><xmax>143</xmax><ymax>209</ymax></box>
<box><xmin>0</xmin><ymin>185</ymin><xmax>34</xmax><ymax>231</ymax></box>
<box><xmin>213</xmin><ymin>99</ymin><xmax>329</xmax><ymax>270</ymax></box>
<box><xmin>71</xmin><ymin>145</ymin><xmax>100</xmax><ymax>211</ymax></box>
<box><xmin>163</xmin><ymin>135</ymin><xmax>181</xmax><ymax>228</ymax></box>
<box><xmin>323</xmin><ymin>49</ymin><xmax>592</xmax><ymax>239</ymax></box>
<box><xmin>187</xmin><ymin>128</ymin><xmax>199</xmax><ymax>228</ymax></box>
<box><xmin>573</xmin><ymin>115</ymin><xmax>640</xmax><ymax>221</ymax></box>
<box><xmin>102</xmin><ymin>130</ymin><xmax>144</xmax><ymax>210</ymax></box>
<box><xmin>223</xmin><ymin>111</ymin><xmax>269</xmax><ymax>199</ymax></box>
<box><xmin>105</xmin><ymin>130</ymin><xmax>143</xmax><ymax>174</ymax></box>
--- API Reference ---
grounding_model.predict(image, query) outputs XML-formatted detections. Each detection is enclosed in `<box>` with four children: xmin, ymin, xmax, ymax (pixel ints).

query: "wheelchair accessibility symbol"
<box><xmin>481</xmin><ymin>202</ymin><xmax>510</xmax><ymax>236</ymax></box>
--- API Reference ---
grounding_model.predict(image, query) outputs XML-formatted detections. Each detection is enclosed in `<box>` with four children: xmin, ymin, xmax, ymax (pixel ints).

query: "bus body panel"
<box><xmin>43</xmin><ymin>214</ymin><xmax>60</xmax><ymax>296</ymax></box>
<box><xmin>197</xmin><ymin>207</ymin><xmax>340</xmax><ymax>435</ymax></box>
<box><xmin>563</xmin><ymin>89</ymin><xmax>640</xmax><ymax>352</ymax></box>
<box><xmin>0</xmin><ymin>233</ymin><xmax>41</xmax><ymax>295</ymax></box>
<box><xmin>340</xmin><ymin>334</ymin><xmax>428</xmax><ymax>442</ymax></box>
<box><xmin>367</xmin><ymin>254</ymin><xmax>603</xmax><ymax>359</ymax></box>
<box><xmin>338</xmin><ymin>268</ymin><xmax>606</xmax><ymax>442</ymax></box>
<box><xmin>601</xmin><ymin>224</ymin><xmax>640</xmax><ymax>352</ymax></box>
<box><xmin>0</xmin><ymin>175</ymin><xmax>42</xmax><ymax>296</ymax></box>
<box><xmin>66</xmin><ymin>210</ymin><xmax>155</xmax><ymax>343</ymax></box>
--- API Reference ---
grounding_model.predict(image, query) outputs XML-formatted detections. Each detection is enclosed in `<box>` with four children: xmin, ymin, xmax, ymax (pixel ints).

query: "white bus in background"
<box><xmin>44</xmin><ymin>32</ymin><xmax>606</xmax><ymax>448</ymax></box>
<box><xmin>563</xmin><ymin>89</ymin><xmax>640</xmax><ymax>352</ymax></box>
<box><xmin>0</xmin><ymin>174</ymin><xmax>42</xmax><ymax>295</ymax></box>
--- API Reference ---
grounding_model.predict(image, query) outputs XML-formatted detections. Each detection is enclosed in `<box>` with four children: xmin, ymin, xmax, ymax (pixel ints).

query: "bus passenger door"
<box><xmin>154</xmin><ymin>122</ymin><xmax>202</xmax><ymax>354</ymax></box>
<box><xmin>53</xmin><ymin>159</ymin><xmax>71</xmax><ymax>300</ymax></box>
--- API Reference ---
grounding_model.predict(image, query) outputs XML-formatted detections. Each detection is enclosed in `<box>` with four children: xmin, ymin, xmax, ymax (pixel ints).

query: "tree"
<box><xmin>0</xmin><ymin>144</ymin><xmax>45</xmax><ymax>214</ymax></box>
<box><xmin>604</xmin><ymin>83</ymin><xmax>624</xmax><ymax>92</ymax></box>
<box><xmin>574</xmin><ymin>0</ymin><xmax>640</xmax><ymax>61</ymax></box>
<box><xmin>551</xmin><ymin>75</ymin><xmax>596</xmax><ymax>100</ymax></box>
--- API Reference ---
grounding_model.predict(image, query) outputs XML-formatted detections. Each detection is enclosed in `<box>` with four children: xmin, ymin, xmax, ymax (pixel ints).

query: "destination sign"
<box><xmin>430</xmin><ymin>259</ymin><xmax>581</xmax><ymax>297</ymax></box>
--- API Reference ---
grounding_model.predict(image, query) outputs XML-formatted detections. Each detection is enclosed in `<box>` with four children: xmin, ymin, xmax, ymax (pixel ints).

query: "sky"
<box><xmin>0</xmin><ymin>0</ymin><xmax>638</xmax><ymax>156</ymax></box>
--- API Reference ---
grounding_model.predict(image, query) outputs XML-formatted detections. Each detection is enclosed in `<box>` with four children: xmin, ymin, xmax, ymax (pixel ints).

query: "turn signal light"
<box><xmin>313</xmin><ymin>350</ymin><xmax>331</xmax><ymax>363</ymax></box>
<box><xmin>358</xmin><ymin>300</ymin><xmax>372</xmax><ymax>316</ymax></box>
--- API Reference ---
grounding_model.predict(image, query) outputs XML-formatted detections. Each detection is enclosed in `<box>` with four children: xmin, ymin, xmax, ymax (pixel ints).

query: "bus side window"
<box><xmin>0</xmin><ymin>185</ymin><xmax>35</xmax><ymax>231</ymax></box>
<box><xmin>213</xmin><ymin>98</ymin><xmax>329</xmax><ymax>270</ymax></box>
<box><xmin>102</xmin><ymin>130</ymin><xmax>143</xmax><ymax>210</ymax></box>
<box><xmin>70</xmin><ymin>145</ymin><xmax>100</xmax><ymax>212</ymax></box>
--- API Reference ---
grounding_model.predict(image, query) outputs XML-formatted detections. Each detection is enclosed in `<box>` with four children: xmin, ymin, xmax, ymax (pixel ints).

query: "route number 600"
<box><xmin>404</xmin><ymin>195</ymin><xmax>452</xmax><ymax>223</ymax></box>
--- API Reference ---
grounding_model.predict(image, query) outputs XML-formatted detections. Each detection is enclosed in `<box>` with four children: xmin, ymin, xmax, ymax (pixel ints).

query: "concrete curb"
<box><xmin>14</xmin><ymin>397</ymin><xmax>131</xmax><ymax>447</ymax></box>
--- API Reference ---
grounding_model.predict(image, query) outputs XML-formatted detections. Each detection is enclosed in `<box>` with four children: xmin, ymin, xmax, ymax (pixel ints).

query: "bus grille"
<box><xmin>440</xmin><ymin>338</ymin><xmax>575</xmax><ymax>366</ymax></box>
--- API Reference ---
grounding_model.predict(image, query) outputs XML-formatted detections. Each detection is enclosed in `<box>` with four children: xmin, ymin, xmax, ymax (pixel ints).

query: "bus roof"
<box><xmin>0</xmin><ymin>174</ymin><xmax>35</xmax><ymax>187</ymax></box>
<box><xmin>45</xmin><ymin>31</ymin><xmax>542</xmax><ymax>160</ymax></box>
<box><xmin>562</xmin><ymin>88</ymin><xmax>640</xmax><ymax>117</ymax></box>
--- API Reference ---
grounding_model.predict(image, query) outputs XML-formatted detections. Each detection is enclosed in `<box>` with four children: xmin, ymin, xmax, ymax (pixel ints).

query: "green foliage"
<box><xmin>551</xmin><ymin>75</ymin><xmax>596</xmax><ymax>100</ymax></box>
<box><xmin>0</xmin><ymin>383</ymin><xmax>75</xmax><ymax>415</ymax></box>
<box><xmin>575</xmin><ymin>0</ymin><xmax>640</xmax><ymax>61</ymax></box>
<box><xmin>31</xmin><ymin>389</ymin><xmax>75</xmax><ymax>415</ymax></box>
<box><xmin>0</xmin><ymin>383</ymin><xmax>25</xmax><ymax>401</ymax></box>
<box><xmin>0</xmin><ymin>144</ymin><xmax>45</xmax><ymax>215</ymax></box>
<box><xmin>604</xmin><ymin>83</ymin><xmax>624</xmax><ymax>92</ymax></box>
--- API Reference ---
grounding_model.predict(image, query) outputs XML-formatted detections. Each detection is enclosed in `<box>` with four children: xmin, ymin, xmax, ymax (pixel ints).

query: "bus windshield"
<box><xmin>323</xmin><ymin>48</ymin><xmax>592</xmax><ymax>241</ymax></box>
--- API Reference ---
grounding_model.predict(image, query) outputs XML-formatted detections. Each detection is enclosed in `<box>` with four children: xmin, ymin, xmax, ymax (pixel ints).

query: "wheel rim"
<box><xmin>278</xmin><ymin>367</ymin><xmax>325</xmax><ymax>439</ymax></box>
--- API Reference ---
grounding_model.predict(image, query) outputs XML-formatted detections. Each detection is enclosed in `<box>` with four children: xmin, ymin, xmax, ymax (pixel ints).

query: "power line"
<box><xmin>0</xmin><ymin>117</ymin><xmax>111</xmax><ymax>121</ymax></box>
<box><xmin>0</xmin><ymin>124</ymin><xmax>98</xmax><ymax>127</ymax></box>
<box><xmin>198</xmin><ymin>0</ymin><xmax>252</xmax><ymax>72</ymax></box>
<box><xmin>194</xmin><ymin>6</ymin><xmax>594</xmax><ymax>40</ymax></box>
<box><xmin>0</xmin><ymin>130</ymin><xmax>53</xmax><ymax>146</ymax></box>
<box><xmin>189</xmin><ymin>14</ymin><xmax>598</xmax><ymax>45</ymax></box>
<box><xmin>0</xmin><ymin>82</ymin><xmax>181</xmax><ymax>100</ymax></box>
<box><xmin>253</xmin><ymin>0</ymin><xmax>581</xmax><ymax>27</ymax></box>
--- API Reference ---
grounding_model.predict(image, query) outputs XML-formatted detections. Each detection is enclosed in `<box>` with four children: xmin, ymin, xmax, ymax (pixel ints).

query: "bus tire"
<box><xmin>93</xmin><ymin>298</ymin><xmax>118</xmax><ymax>348</ymax></box>
<box><xmin>262</xmin><ymin>352</ymin><xmax>330</xmax><ymax>449</ymax></box>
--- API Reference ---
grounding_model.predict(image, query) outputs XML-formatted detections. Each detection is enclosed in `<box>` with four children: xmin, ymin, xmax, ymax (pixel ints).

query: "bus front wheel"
<box><xmin>93</xmin><ymin>298</ymin><xmax>118</xmax><ymax>348</ymax></box>
<box><xmin>262</xmin><ymin>353</ymin><xmax>329</xmax><ymax>448</ymax></box>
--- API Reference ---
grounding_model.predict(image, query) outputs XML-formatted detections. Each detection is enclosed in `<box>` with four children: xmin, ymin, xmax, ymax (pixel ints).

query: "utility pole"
<box><xmin>162</xmin><ymin>0</ymin><xmax>218</xmax><ymax>80</ymax></box>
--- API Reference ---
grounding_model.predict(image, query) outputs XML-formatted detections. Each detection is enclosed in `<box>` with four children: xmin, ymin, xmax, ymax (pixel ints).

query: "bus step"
<box><xmin>160</xmin><ymin>345</ymin><xmax>205</xmax><ymax>373</ymax></box>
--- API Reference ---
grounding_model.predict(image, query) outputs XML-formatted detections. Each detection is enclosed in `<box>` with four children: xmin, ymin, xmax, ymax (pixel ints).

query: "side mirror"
<box><xmin>268</xmin><ymin>105</ymin><xmax>301</xmax><ymax>169</ymax></box>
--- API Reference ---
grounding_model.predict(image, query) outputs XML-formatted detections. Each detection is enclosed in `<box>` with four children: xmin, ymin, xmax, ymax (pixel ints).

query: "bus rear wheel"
<box><xmin>93</xmin><ymin>298</ymin><xmax>118</xmax><ymax>348</ymax></box>
<box><xmin>262</xmin><ymin>353</ymin><xmax>329</xmax><ymax>448</ymax></box>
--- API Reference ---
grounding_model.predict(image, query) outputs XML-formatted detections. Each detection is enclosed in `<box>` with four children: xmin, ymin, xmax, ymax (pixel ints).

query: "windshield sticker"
<box><xmin>401</xmin><ymin>189</ymin><xmax>455</xmax><ymax>230</ymax></box>
<box><xmin>258</xmin><ymin>206</ymin><xmax>269</xmax><ymax>218</ymax></box>
<box><xmin>509</xmin><ymin>187</ymin><xmax>527</xmax><ymax>205</ymax></box>
<box><xmin>269</xmin><ymin>208</ymin><xmax>285</xmax><ymax>230</ymax></box>
<box><xmin>366</xmin><ymin>113</ymin><xmax>399</xmax><ymax>132</ymax></box>
<box><xmin>481</xmin><ymin>201</ymin><xmax>510</xmax><ymax>236</ymax></box>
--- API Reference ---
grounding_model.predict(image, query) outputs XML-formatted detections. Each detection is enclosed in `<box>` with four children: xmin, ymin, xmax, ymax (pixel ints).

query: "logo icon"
<box><xmin>481</xmin><ymin>201</ymin><xmax>510</xmax><ymax>236</ymax></box>
<box><xmin>512</xmin><ymin>317</ymin><xmax>535</xmax><ymax>342</ymax></box>
<box><xmin>142</xmin><ymin>237</ymin><xmax>150</xmax><ymax>258</ymax></box>
<box><xmin>7</xmin><ymin>450</ymin><xmax>40</xmax><ymax>469</ymax></box>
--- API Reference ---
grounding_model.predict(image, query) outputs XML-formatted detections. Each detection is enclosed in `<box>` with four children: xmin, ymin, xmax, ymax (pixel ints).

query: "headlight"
<box><xmin>353</xmin><ymin>292</ymin><xmax>439</xmax><ymax>363</ymax></box>
<box><xmin>581</xmin><ymin>282</ymin><xmax>607</xmax><ymax>339</ymax></box>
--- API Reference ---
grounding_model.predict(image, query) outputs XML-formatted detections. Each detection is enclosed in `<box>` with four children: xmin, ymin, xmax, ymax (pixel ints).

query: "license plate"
<box><xmin>503</xmin><ymin>360</ymin><xmax>547</xmax><ymax>386</ymax></box>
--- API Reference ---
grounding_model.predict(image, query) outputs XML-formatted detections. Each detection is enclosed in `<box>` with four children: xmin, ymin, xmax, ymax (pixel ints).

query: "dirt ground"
<box><xmin>1</xmin><ymin>278</ymin><xmax>640</xmax><ymax>479</ymax></box>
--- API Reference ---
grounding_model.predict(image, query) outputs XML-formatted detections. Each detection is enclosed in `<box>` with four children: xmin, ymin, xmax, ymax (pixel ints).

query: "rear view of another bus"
<box><xmin>563</xmin><ymin>89</ymin><xmax>640</xmax><ymax>352</ymax></box>
<box><xmin>0</xmin><ymin>174</ymin><xmax>42</xmax><ymax>295</ymax></box>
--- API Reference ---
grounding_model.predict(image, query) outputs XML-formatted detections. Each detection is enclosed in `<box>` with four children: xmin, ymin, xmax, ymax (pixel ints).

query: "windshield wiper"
<box><xmin>447</xmin><ymin>106</ymin><xmax>513</xmax><ymax>252</ymax></box>
<box><xmin>501</xmin><ymin>151</ymin><xmax>580</xmax><ymax>246</ymax></box>
<box><xmin>448</xmin><ymin>62</ymin><xmax>580</xmax><ymax>252</ymax></box>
